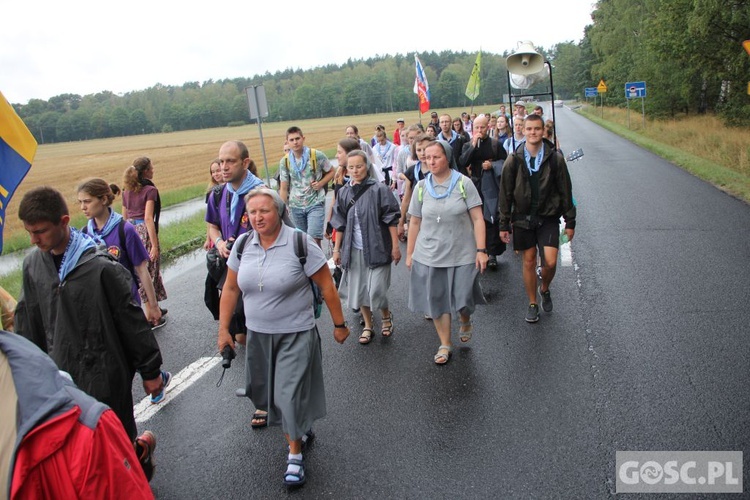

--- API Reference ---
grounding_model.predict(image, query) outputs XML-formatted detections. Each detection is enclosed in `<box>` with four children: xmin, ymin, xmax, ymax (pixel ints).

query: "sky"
<box><xmin>1</xmin><ymin>0</ymin><xmax>596</xmax><ymax>105</ymax></box>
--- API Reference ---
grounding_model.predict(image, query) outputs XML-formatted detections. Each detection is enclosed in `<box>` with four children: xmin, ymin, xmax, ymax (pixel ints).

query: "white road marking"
<box><xmin>134</xmin><ymin>356</ymin><xmax>221</xmax><ymax>423</ymax></box>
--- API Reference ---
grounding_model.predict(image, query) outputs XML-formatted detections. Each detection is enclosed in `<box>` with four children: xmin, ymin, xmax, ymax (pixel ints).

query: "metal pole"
<box><xmin>256</xmin><ymin>115</ymin><xmax>271</xmax><ymax>187</ymax></box>
<box><xmin>627</xmin><ymin>97</ymin><xmax>631</xmax><ymax>129</ymax></box>
<box><xmin>506</xmin><ymin>72</ymin><xmax>516</xmax><ymax>152</ymax></box>
<box><xmin>547</xmin><ymin>61</ymin><xmax>557</xmax><ymax>144</ymax></box>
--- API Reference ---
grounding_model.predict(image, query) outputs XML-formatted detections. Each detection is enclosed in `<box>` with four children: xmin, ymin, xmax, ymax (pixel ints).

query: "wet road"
<box><xmin>135</xmin><ymin>107</ymin><xmax>750</xmax><ymax>498</ymax></box>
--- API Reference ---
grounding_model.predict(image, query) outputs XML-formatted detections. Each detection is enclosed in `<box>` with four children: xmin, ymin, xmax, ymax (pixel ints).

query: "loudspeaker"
<box><xmin>506</xmin><ymin>41</ymin><xmax>548</xmax><ymax>89</ymax></box>
<box><xmin>506</xmin><ymin>41</ymin><xmax>544</xmax><ymax>75</ymax></box>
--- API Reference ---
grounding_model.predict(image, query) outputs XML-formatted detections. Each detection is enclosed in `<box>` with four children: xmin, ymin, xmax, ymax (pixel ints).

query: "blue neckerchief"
<box><xmin>87</xmin><ymin>208</ymin><xmax>123</xmax><ymax>245</ymax></box>
<box><xmin>226</xmin><ymin>172</ymin><xmax>264</xmax><ymax>224</ymax></box>
<box><xmin>424</xmin><ymin>169</ymin><xmax>460</xmax><ymax>200</ymax></box>
<box><xmin>375</xmin><ymin>141</ymin><xmax>394</xmax><ymax>163</ymax></box>
<box><xmin>437</xmin><ymin>130</ymin><xmax>458</xmax><ymax>145</ymax></box>
<box><xmin>289</xmin><ymin>147</ymin><xmax>311</xmax><ymax>177</ymax></box>
<box><xmin>58</xmin><ymin>227</ymin><xmax>97</xmax><ymax>282</ymax></box>
<box><xmin>524</xmin><ymin>143</ymin><xmax>545</xmax><ymax>175</ymax></box>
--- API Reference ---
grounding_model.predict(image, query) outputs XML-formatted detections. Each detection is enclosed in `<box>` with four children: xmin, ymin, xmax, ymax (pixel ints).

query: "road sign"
<box><xmin>625</xmin><ymin>81</ymin><xmax>647</xmax><ymax>99</ymax></box>
<box><xmin>597</xmin><ymin>79</ymin><xmax>608</xmax><ymax>93</ymax></box>
<box><xmin>585</xmin><ymin>87</ymin><xmax>598</xmax><ymax>98</ymax></box>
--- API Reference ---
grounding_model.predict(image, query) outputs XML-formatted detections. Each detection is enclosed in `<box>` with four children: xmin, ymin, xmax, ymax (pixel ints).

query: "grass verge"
<box><xmin>1</xmin><ymin>210</ymin><xmax>208</xmax><ymax>301</ymax></box>
<box><xmin>577</xmin><ymin>106</ymin><xmax>750</xmax><ymax>203</ymax></box>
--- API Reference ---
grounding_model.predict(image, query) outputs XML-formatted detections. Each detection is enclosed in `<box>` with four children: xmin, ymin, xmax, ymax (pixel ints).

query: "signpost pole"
<box><xmin>627</xmin><ymin>97</ymin><xmax>631</xmax><ymax>129</ymax></box>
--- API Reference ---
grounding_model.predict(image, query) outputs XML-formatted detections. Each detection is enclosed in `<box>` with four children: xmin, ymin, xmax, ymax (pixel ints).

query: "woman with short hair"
<box><xmin>217</xmin><ymin>187</ymin><xmax>349</xmax><ymax>488</ymax></box>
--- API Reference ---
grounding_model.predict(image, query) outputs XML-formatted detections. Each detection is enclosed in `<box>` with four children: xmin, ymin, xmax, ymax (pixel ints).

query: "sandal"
<box><xmin>283</xmin><ymin>457</ymin><xmax>306</xmax><ymax>487</ymax></box>
<box><xmin>251</xmin><ymin>410</ymin><xmax>268</xmax><ymax>429</ymax></box>
<box><xmin>359</xmin><ymin>328</ymin><xmax>374</xmax><ymax>344</ymax></box>
<box><xmin>459</xmin><ymin>319</ymin><xmax>473</xmax><ymax>343</ymax></box>
<box><xmin>434</xmin><ymin>345</ymin><xmax>453</xmax><ymax>365</ymax></box>
<box><xmin>381</xmin><ymin>313</ymin><xmax>394</xmax><ymax>337</ymax></box>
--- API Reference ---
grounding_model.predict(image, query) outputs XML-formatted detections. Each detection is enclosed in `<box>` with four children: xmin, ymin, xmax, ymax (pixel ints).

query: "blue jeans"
<box><xmin>290</xmin><ymin>203</ymin><xmax>325</xmax><ymax>240</ymax></box>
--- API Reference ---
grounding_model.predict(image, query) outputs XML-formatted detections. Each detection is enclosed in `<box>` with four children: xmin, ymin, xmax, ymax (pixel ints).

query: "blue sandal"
<box><xmin>284</xmin><ymin>457</ymin><xmax>306</xmax><ymax>487</ymax></box>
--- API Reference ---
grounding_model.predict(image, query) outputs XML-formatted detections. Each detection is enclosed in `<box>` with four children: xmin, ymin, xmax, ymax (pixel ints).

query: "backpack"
<box><xmin>283</xmin><ymin>149</ymin><xmax>328</xmax><ymax>194</ymax></box>
<box><xmin>82</xmin><ymin>220</ymin><xmax>128</xmax><ymax>260</ymax></box>
<box><xmin>82</xmin><ymin>220</ymin><xmax>136</xmax><ymax>283</ymax></box>
<box><xmin>233</xmin><ymin>228</ymin><xmax>323</xmax><ymax>319</ymax></box>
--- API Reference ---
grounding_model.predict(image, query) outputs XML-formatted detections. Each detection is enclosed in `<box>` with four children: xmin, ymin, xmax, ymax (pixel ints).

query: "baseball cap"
<box><xmin>396</xmin><ymin>118</ymin><xmax>405</xmax><ymax>123</ymax></box>
<box><xmin>515</xmin><ymin>100</ymin><xmax>526</xmax><ymax>107</ymax></box>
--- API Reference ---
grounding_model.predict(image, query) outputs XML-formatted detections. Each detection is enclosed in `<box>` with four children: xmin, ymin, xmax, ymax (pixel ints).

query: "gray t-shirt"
<box><xmin>408</xmin><ymin>173</ymin><xmax>482</xmax><ymax>267</ymax></box>
<box><xmin>227</xmin><ymin>224</ymin><xmax>327</xmax><ymax>334</ymax></box>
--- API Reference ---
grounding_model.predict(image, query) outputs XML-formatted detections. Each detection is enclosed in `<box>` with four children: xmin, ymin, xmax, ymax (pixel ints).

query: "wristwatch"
<box><xmin>476</xmin><ymin>248</ymin><xmax>488</xmax><ymax>254</ymax></box>
<box><xmin>334</xmin><ymin>322</ymin><xmax>348</xmax><ymax>329</ymax></box>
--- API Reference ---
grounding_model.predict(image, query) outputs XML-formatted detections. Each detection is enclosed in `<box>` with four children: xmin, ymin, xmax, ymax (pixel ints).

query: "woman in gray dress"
<box><xmin>217</xmin><ymin>187</ymin><xmax>350</xmax><ymax>488</ymax></box>
<box><xmin>406</xmin><ymin>141</ymin><xmax>488</xmax><ymax>365</ymax></box>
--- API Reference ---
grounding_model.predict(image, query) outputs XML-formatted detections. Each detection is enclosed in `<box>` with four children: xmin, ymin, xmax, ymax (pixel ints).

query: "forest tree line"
<box><xmin>12</xmin><ymin>0</ymin><xmax>749</xmax><ymax>144</ymax></box>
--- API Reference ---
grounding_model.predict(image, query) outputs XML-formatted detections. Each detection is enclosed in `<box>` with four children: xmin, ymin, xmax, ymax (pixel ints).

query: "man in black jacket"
<box><xmin>14</xmin><ymin>186</ymin><xmax>167</xmax><ymax>480</ymax></box>
<box><xmin>499</xmin><ymin>114</ymin><xmax>576</xmax><ymax>323</ymax></box>
<box><xmin>459</xmin><ymin>115</ymin><xmax>508</xmax><ymax>269</ymax></box>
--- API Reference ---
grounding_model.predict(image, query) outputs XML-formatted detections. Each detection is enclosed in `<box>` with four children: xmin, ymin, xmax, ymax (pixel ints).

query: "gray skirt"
<box><xmin>339</xmin><ymin>248</ymin><xmax>391</xmax><ymax>311</ymax></box>
<box><xmin>408</xmin><ymin>261</ymin><xmax>486</xmax><ymax>318</ymax></box>
<box><xmin>244</xmin><ymin>327</ymin><xmax>326</xmax><ymax>440</ymax></box>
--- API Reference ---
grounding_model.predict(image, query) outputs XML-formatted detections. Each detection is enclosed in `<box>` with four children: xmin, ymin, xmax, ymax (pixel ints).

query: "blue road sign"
<box><xmin>585</xmin><ymin>87</ymin><xmax>598</xmax><ymax>98</ymax></box>
<box><xmin>625</xmin><ymin>81</ymin><xmax>646</xmax><ymax>99</ymax></box>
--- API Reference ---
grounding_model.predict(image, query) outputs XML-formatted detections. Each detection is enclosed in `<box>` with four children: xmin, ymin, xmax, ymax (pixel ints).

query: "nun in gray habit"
<box><xmin>217</xmin><ymin>187</ymin><xmax>349</xmax><ymax>488</ymax></box>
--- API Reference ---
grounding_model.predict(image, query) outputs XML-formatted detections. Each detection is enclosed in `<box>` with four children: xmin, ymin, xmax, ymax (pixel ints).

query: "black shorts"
<box><xmin>512</xmin><ymin>217</ymin><xmax>559</xmax><ymax>251</ymax></box>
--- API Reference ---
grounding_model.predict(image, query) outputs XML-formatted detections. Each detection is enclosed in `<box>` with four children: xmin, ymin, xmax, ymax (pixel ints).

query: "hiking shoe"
<box><xmin>540</xmin><ymin>287</ymin><xmax>553</xmax><ymax>312</ymax></box>
<box><xmin>151</xmin><ymin>316</ymin><xmax>167</xmax><ymax>331</ymax></box>
<box><xmin>525</xmin><ymin>304</ymin><xmax>540</xmax><ymax>323</ymax></box>
<box><xmin>488</xmin><ymin>255</ymin><xmax>497</xmax><ymax>271</ymax></box>
<box><xmin>135</xmin><ymin>430</ymin><xmax>156</xmax><ymax>481</ymax></box>
<box><xmin>150</xmin><ymin>370</ymin><xmax>172</xmax><ymax>404</ymax></box>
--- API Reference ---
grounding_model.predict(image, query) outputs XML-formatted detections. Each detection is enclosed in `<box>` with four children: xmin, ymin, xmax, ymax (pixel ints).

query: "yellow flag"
<box><xmin>465</xmin><ymin>51</ymin><xmax>481</xmax><ymax>101</ymax></box>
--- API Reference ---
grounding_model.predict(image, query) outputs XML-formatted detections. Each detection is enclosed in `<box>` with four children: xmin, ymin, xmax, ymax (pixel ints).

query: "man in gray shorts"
<box><xmin>498</xmin><ymin>114</ymin><xmax>577</xmax><ymax>323</ymax></box>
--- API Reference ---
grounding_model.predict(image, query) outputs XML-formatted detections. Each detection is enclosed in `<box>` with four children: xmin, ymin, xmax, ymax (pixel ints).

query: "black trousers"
<box><xmin>485</xmin><ymin>219</ymin><xmax>506</xmax><ymax>256</ymax></box>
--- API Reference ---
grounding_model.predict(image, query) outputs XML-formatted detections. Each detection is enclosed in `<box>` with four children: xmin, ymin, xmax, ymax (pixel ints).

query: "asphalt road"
<box><xmin>135</xmin><ymin>108</ymin><xmax>750</xmax><ymax>499</ymax></box>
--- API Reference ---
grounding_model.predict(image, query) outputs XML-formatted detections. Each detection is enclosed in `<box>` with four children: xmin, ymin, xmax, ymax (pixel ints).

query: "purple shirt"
<box><xmin>100</xmin><ymin>221</ymin><xmax>150</xmax><ymax>303</ymax></box>
<box><xmin>205</xmin><ymin>187</ymin><xmax>251</xmax><ymax>241</ymax></box>
<box><xmin>123</xmin><ymin>185</ymin><xmax>157</xmax><ymax>219</ymax></box>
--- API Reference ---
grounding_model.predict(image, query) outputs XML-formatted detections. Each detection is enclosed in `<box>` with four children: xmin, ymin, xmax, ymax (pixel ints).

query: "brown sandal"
<box><xmin>381</xmin><ymin>314</ymin><xmax>394</xmax><ymax>337</ymax></box>
<box><xmin>359</xmin><ymin>328</ymin><xmax>374</xmax><ymax>344</ymax></box>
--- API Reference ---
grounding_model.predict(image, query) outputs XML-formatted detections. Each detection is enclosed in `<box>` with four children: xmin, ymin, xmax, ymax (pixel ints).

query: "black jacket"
<box><xmin>15</xmin><ymin>247</ymin><xmax>162</xmax><ymax>440</ymax></box>
<box><xmin>498</xmin><ymin>138</ymin><xmax>576</xmax><ymax>231</ymax></box>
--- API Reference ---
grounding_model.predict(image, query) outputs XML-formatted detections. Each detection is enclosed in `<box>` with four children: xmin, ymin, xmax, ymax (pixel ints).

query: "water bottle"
<box><xmin>560</xmin><ymin>232</ymin><xmax>569</xmax><ymax>245</ymax></box>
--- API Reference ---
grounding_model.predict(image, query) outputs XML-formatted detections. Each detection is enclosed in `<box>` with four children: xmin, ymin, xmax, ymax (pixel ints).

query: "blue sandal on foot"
<box><xmin>284</xmin><ymin>458</ymin><xmax>306</xmax><ymax>487</ymax></box>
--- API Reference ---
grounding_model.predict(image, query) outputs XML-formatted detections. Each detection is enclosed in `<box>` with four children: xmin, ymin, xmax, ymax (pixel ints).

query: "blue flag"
<box><xmin>0</xmin><ymin>91</ymin><xmax>37</xmax><ymax>254</ymax></box>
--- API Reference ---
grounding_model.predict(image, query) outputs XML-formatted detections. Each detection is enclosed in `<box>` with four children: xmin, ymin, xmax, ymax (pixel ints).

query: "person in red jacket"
<box><xmin>1</xmin><ymin>331</ymin><xmax>153</xmax><ymax>499</ymax></box>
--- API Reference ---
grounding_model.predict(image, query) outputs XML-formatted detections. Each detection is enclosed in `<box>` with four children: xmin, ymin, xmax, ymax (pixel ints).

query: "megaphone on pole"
<box><xmin>506</xmin><ymin>41</ymin><xmax>548</xmax><ymax>89</ymax></box>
